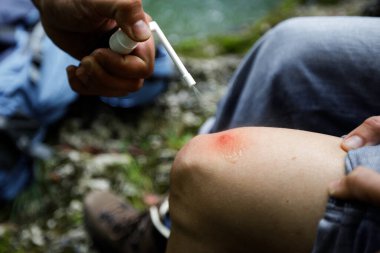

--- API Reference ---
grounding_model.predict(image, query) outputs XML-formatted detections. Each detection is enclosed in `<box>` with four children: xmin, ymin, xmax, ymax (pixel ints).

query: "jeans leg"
<box><xmin>210</xmin><ymin>17</ymin><xmax>380</xmax><ymax>137</ymax></box>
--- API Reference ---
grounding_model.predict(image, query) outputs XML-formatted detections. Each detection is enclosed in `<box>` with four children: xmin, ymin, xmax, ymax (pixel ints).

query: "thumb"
<box><xmin>90</xmin><ymin>0</ymin><xmax>151</xmax><ymax>42</ymax></box>
<box><xmin>329</xmin><ymin>167</ymin><xmax>380</xmax><ymax>206</ymax></box>
<box><xmin>341</xmin><ymin>116</ymin><xmax>380</xmax><ymax>151</ymax></box>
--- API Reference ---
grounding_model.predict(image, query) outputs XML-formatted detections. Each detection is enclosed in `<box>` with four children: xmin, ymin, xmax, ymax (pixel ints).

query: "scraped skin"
<box><xmin>167</xmin><ymin>127</ymin><xmax>346</xmax><ymax>253</ymax></box>
<box><xmin>212</xmin><ymin>132</ymin><xmax>247</xmax><ymax>164</ymax></box>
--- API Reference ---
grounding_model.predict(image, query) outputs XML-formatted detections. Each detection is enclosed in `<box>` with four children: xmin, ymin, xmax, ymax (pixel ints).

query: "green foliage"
<box><xmin>166</xmin><ymin>130</ymin><xmax>193</xmax><ymax>150</ymax></box>
<box><xmin>0</xmin><ymin>232</ymin><xmax>13</xmax><ymax>253</ymax></box>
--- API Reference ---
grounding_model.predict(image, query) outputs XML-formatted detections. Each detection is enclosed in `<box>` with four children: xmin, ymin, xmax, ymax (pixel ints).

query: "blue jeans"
<box><xmin>207</xmin><ymin>17</ymin><xmax>380</xmax><ymax>252</ymax></box>
<box><xmin>312</xmin><ymin>145</ymin><xmax>380</xmax><ymax>253</ymax></box>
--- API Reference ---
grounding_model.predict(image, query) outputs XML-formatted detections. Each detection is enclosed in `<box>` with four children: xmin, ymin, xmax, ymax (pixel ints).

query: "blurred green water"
<box><xmin>143</xmin><ymin>0</ymin><xmax>282</xmax><ymax>43</ymax></box>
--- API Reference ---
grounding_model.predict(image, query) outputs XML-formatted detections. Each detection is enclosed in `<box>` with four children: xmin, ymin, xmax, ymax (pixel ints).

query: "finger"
<box><xmin>67</xmin><ymin>65</ymin><xmax>99</xmax><ymax>95</ymax></box>
<box><xmin>86</xmin><ymin>54</ymin><xmax>144</xmax><ymax>91</ymax></box>
<box><xmin>327</xmin><ymin>177</ymin><xmax>351</xmax><ymax>199</ymax></box>
<box><xmin>87</xmin><ymin>0</ymin><xmax>151</xmax><ymax>41</ymax></box>
<box><xmin>91</xmin><ymin>43</ymin><xmax>154</xmax><ymax>79</ymax></box>
<box><xmin>67</xmin><ymin>65</ymin><xmax>91</xmax><ymax>94</ymax></box>
<box><xmin>79</xmin><ymin>57</ymin><xmax>143</xmax><ymax>95</ymax></box>
<box><xmin>341</xmin><ymin>116</ymin><xmax>380</xmax><ymax>151</ymax></box>
<box><xmin>329</xmin><ymin>167</ymin><xmax>380</xmax><ymax>206</ymax></box>
<box><xmin>68</xmin><ymin>60</ymin><xmax>143</xmax><ymax>96</ymax></box>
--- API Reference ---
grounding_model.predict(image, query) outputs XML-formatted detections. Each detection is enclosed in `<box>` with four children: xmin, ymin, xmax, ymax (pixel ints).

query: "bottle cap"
<box><xmin>109</xmin><ymin>29</ymin><xmax>138</xmax><ymax>54</ymax></box>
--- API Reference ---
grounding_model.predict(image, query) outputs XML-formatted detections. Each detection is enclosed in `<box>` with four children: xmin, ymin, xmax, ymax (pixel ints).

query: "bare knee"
<box><xmin>170</xmin><ymin>128</ymin><xmax>253</xmax><ymax>214</ymax></box>
<box><xmin>168</xmin><ymin>127</ymin><xmax>346</xmax><ymax>252</ymax></box>
<box><xmin>168</xmin><ymin>128</ymin><xmax>263</xmax><ymax>251</ymax></box>
<box><xmin>169</xmin><ymin>134</ymin><xmax>217</xmax><ymax>235</ymax></box>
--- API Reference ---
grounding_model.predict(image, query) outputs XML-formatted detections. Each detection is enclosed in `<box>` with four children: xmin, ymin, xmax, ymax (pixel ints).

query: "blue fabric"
<box><xmin>0</xmin><ymin>0</ymin><xmax>36</xmax><ymax>25</ymax></box>
<box><xmin>0</xmin><ymin>0</ymin><xmax>38</xmax><ymax>61</ymax></box>
<box><xmin>0</xmin><ymin>27</ymin><xmax>78</xmax><ymax>123</ymax></box>
<box><xmin>0</xmin><ymin>14</ymin><xmax>78</xmax><ymax>201</ymax></box>
<box><xmin>0</xmin><ymin>156</ymin><xmax>33</xmax><ymax>201</ymax></box>
<box><xmin>210</xmin><ymin>17</ymin><xmax>380</xmax><ymax>137</ymax></box>
<box><xmin>312</xmin><ymin>145</ymin><xmax>380</xmax><ymax>253</ymax></box>
<box><xmin>163</xmin><ymin>212</ymin><xmax>172</xmax><ymax>230</ymax></box>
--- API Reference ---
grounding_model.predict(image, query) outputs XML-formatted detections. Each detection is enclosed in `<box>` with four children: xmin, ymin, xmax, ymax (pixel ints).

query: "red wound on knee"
<box><xmin>214</xmin><ymin>132</ymin><xmax>245</xmax><ymax>164</ymax></box>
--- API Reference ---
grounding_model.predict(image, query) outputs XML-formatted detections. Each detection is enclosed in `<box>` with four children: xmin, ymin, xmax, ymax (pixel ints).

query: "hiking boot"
<box><xmin>84</xmin><ymin>191</ymin><xmax>167</xmax><ymax>253</ymax></box>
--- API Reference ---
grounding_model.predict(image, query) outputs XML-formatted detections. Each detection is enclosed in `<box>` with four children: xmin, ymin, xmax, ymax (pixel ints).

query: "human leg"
<box><xmin>167</xmin><ymin>127</ymin><xmax>346</xmax><ymax>253</ymax></box>
<box><xmin>168</xmin><ymin>16</ymin><xmax>380</xmax><ymax>252</ymax></box>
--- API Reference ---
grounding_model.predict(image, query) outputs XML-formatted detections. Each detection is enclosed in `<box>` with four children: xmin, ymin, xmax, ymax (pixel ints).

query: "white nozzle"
<box><xmin>109</xmin><ymin>29</ymin><xmax>138</xmax><ymax>54</ymax></box>
<box><xmin>109</xmin><ymin>21</ymin><xmax>196</xmax><ymax>87</ymax></box>
<box><xmin>149</xmin><ymin>21</ymin><xmax>196</xmax><ymax>87</ymax></box>
<box><xmin>183</xmin><ymin>73</ymin><xmax>196</xmax><ymax>86</ymax></box>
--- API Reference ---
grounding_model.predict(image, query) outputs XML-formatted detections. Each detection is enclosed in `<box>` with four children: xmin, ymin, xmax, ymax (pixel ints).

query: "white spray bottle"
<box><xmin>109</xmin><ymin>21</ymin><xmax>196</xmax><ymax>87</ymax></box>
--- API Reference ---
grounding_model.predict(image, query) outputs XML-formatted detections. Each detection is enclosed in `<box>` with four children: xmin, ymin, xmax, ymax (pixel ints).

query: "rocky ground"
<box><xmin>0</xmin><ymin>1</ymin><xmax>372</xmax><ymax>252</ymax></box>
<box><xmin>0</xmin><ymin>55</ymin><xmax>241</xmax><ymax>253</ymax></box>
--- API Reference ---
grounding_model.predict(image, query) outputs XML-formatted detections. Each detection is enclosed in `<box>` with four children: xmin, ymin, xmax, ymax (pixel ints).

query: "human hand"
<box><xmin>33</xmin><ymin>0</ymin><xmax>155</xmax><ymax>96</ymax></box>
<box><xmin>331</xmin><ymin>117</ymin><xmax>380</xmax><ymax>206</ymax></box>
<box><xmin>328</xmin><ymin>167</ymin><xmax>380</xmax><ymax>206</ymax></box>
<box><xmin>33</xmin><ymin>0</ymin><xmax>151</xmax><ymax>58</ymax></box>
<box><xmin>341</xmin><ymin>116</ymin><xmax>380</xmax><ymax>151</ymax></box>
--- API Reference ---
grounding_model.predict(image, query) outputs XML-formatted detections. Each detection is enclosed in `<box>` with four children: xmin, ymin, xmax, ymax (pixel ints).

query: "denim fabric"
<box><xmin>0</xmin><ymin>0</ymin><xmax>36</xmax><ymax>26</ymax></box>
<box><xmin>0</xmin><ymin>0</ymin><xmax>38</xmax><ymax>61</ymax></box>
<box><xmin>312</xmin><ymin>145</ymin><xmax>380</xmax><ymax>253</ymax></box>
<box><xmin>0</xmin><ymin>23</ymin><xmax>78</xmax><ymax>125</ymax></box>
<box><xmin>0</xmin><ymin>18</ymin><xmax>78</xmax><ymax>201</ymax></box>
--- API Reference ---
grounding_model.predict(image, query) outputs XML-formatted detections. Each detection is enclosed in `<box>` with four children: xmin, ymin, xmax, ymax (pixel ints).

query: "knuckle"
<box><xmin>119</xmin><ymin>0</ymin><xmax>142</xmax><ymax>12</ymax></box>
<box><xmin>129</xmin><ymin>0</ymin><xmax>142</xmax><ymax>9</ymax></box>
<box><xmin>91</xmin><ymin>49</ymin><xmax>104</xmax><ymax>59</ymax></box>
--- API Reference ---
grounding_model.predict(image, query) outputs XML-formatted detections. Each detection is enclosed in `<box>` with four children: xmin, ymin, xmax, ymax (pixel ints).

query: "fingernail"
<box><xmin>132</xmin><ymin>20</ymin><xmax>151</xmax><ymax>40</ymax></box>
<box><xmin>343</xmin><ymin>135</ymin><xmax>364</xmax><ymax>150</ymax></box>
<box><xmin>328</xmin><ymin>179</ymin><xmax>342</xmax><ymax>195</ymax></box>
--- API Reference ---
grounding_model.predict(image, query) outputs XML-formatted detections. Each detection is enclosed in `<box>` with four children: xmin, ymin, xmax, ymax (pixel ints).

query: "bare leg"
<box><xmin>166</xmin><ymin>127</ymin><xmax>346</xmax><ymax>253</ymax></box>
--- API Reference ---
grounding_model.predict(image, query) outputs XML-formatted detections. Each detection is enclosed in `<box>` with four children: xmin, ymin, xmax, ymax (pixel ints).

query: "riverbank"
<box><xmin>0</xmin><ymin>1</ymin><xmax>373</xmax><ymax>252</ymax></box>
